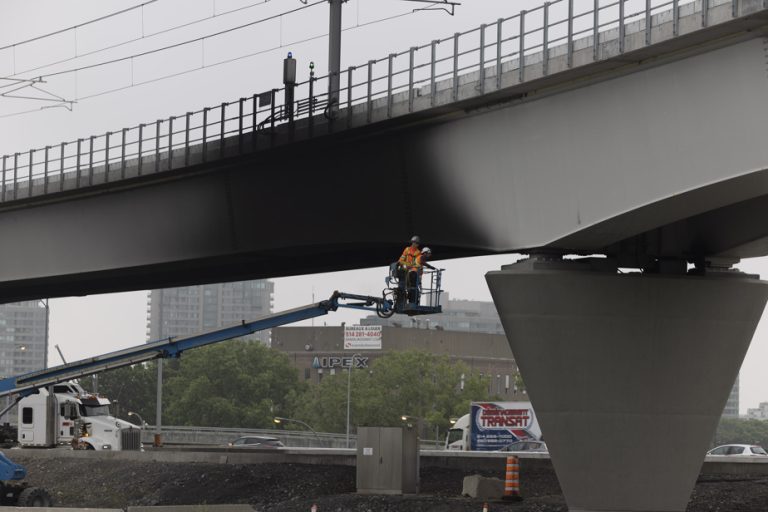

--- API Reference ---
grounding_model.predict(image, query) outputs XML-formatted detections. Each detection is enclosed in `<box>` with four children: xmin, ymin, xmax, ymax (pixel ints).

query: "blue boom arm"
<box><xmin>0</xmin><ymin>291</ymin><xmax>403</xmax><ymax>400</ymax></box>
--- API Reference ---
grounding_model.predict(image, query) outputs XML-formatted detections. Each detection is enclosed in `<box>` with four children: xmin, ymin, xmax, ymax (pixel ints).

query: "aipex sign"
<box><xmin>344</xmin><ymin>325</ymin><xmax>382</xmax><ymax>350</ymax></box>
<box><xmin>312</xmin><ymin>355</ymin><xmax>369</xmax><ymax>370</ymax></box>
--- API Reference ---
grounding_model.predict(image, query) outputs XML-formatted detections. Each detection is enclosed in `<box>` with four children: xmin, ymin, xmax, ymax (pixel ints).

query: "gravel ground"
<box><xmin>9</xmin><ymin>456</ymin><xmax>768</xmax><ymax>512</ymax></box>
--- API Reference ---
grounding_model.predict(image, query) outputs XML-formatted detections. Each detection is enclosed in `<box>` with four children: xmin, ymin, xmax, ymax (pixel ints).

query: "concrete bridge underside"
<box><xmin>1</xmin><ymin>35</ymin><xmax>768</xmax><ymax>301</ymax></box>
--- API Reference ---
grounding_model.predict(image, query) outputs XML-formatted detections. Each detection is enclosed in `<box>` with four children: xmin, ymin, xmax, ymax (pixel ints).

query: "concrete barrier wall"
<box><xmin>10</xmin><ymin>448</ymin><xmax>768</xmax><ymax>476</ymax></box>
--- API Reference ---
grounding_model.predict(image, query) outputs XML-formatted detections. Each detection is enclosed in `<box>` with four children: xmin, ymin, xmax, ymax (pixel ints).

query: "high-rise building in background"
<box><xmin>146</xmin><ymin>281</ymin><xmax>274</xmax><ymax>344</ymax></box>
<box><xmin>0</xmin><ymin>301</ymin><xmax>49</xmax><ymax>423</ymax></box>
<box><xmin>723</xmin><ymin>375</ymin><xmax>740</xmax><ymax>418</ymax></box>
<box><xmin>361</xmin><ymin>293</ymin><xmax>504</xmax><ymax>334</ymax></box>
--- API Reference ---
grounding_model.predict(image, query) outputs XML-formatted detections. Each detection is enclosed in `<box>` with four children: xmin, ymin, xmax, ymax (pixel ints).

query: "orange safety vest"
<box><xmin>399</xmin><ymin>246</ymin><xmax>422</xmax><ymax>270</ymax></box>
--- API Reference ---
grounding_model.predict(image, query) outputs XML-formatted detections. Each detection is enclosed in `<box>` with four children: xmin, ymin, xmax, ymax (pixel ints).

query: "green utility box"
<box><xmin>356</xmin><ymin>426</ymin><xmax>419</xmax><ymax>495</ymax></box>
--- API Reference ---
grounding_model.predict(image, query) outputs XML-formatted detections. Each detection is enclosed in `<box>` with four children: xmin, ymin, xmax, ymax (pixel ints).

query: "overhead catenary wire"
<box><xmin>0</xmin><ymin>0</ymin><xmax>160</xmax><ymax>52</ymax></box>
<box><xmin>7</xmin><ymin>0</ymin><xmax>280</xmax><ymax>79</ymax></box>
<box><xmin>0</xmin><ymin>8</ymin><xmax>422</xmax><ymax>119</ymax></box>
<box><xmin>8</xmin><ymin>0</ymin><xmax>326</xmax><ymax>82</ymax></box>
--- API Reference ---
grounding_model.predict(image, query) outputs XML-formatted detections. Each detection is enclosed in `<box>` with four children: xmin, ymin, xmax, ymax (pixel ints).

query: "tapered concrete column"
<box><xmin>486</xmin><ymin>257</ymin><xmax>768</xmax><ymax>512</ymax></box>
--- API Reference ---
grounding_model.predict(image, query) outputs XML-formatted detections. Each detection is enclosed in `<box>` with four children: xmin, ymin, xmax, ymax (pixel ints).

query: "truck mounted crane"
<box><xmin>0</xmin><ymin>268</ymin><xmax>444</xmax><ymax>506</ymax></box>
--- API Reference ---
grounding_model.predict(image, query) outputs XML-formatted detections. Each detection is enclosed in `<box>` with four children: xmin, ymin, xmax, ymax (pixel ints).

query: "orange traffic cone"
<box><xmin>503</xmin><ymin>455</ymin><xmax>522</xmax><ymax>501</ymax></box>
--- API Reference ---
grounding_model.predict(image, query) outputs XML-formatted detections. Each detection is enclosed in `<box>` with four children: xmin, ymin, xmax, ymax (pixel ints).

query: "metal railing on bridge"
<box><xmin>0</xmin><ymin>0</ymin><xmax>751</xmax><ymax>203</ymax></box>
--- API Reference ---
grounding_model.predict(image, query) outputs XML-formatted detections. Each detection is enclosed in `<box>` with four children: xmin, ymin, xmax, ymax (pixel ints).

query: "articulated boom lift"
<box><xmin>0</xmin><ymin>269</ymin><xmax>443</xmax><ymax>506</ymax></box>
<box><xmin>0</xmin><ymin>268</ymin><xmax>444</xmax><ymax>403</ymax></box>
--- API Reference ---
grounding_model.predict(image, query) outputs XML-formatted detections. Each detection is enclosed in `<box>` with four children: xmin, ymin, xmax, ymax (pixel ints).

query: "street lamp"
<box><xmin>273</xmin><ymin>416</ymin><xmax>320</xmax><ymax>440</ymax></box>
<box><xmin>127</xmin><ymin>411</ymin><xmax>146</xmax><ymax>428</ymax></box>
<box><xmin>346</xmin><ymin>353</ymin><xmax>361</xmax><ymax>449</ymax></box>
<box><xmin>400</xmin><ymin>414</ymin><xmax>422</xmax><ymax>430</ymax></box>
<box><xmin>38</xmin><ymin>299</ymin><xmax>49</xmax><ymax>369</ymax></box>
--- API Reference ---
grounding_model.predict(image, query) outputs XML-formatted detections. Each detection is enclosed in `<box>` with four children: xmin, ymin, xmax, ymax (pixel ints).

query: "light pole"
<box><xmin>127</xmin><ymin>411</ymin><xmax>146</xmax><ymax>428</ymax></box>
<box><xmin>346</xmin><ymin>353</ymin><xmax>361</xmax><ymax>448</ymax></box>
<box><xmin>273</xmin><ymin>416</ymin><xmax>320</xmax><ymax>440</ymax></box>
<box><xmin>38</xmin><ymin>299</ymin><xmax>49</xmax><ymax>369</ymax></box>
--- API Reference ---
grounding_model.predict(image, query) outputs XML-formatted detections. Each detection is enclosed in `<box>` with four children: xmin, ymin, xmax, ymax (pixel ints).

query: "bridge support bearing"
<box><xmin>486</xmin><ymin>258</ymin><xmax>768</xmax><ymax>512</ymax></box>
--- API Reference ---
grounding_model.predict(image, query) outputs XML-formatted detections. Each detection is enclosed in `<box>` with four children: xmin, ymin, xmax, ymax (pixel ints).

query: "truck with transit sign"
<box><xmin>17</xmin><ymin>382</ymin><xmax>141</xmax><ymax>451</ymax></box>
<box><xmin>445</xmin><ymin>401</ymin><xmax>541</xmax><ymax>451</ymax></box>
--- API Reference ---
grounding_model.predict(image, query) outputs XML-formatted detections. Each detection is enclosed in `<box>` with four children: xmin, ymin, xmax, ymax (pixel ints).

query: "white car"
<box><xmin>707</xmin><ymin>444</ymin><xmax>768</xmax><ymax>456</ymax></box>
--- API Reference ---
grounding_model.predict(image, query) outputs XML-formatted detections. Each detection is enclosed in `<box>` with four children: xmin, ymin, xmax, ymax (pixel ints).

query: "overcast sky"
<box><xmin>1</xmin><ymin>0</ymin><xmax>766</xmax><ymax>414</ymax></box>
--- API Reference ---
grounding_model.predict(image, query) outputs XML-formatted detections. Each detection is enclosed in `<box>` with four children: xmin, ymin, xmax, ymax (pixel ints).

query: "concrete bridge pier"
<box><xmin>486</xmin><ymin>256</ymin><xmax>768</xmax><ymax>512</ymax></box>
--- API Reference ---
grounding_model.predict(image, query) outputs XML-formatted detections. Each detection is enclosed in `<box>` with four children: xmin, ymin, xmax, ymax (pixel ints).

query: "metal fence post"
<box><xmin>452</xmin><ymin>33</ymin><xmax>460</xmax><ymax>102</ymax></box>
<box><xmin>430</xmin><ymin>40</ymin><xmax>437</xmax><ymax>106</ymax></box>
<box><xmin>646</xmin><ymin>0</ymin><xmax>652</xmax><ymax>45</ymax></box>
<box><xmin>220</xmin><ymin>103</ymin><xmax>227</xmax><ymax>158</ymax></box>
<box><xmin>347</xmin><ymin>66</ymin><xmax>355</xmax><ymax>122</ymax></box>
<box><xmin>238</xmin><ymin>98</ymin><xmax>244</xmax><ymax>154</ymax></box>
<box><xmin>28</xmin><ymin>149</ymin><xmax>33</xmax><ymax>197</ymax></box>
<box><xmin>121</xmin><ymin>128</ymin><xmax>127</xmax><ymax>179</ymax></box>
<box><xmin>105</xmin><ymin>132</ymin><xmax>111</xmax><ymax>182</ymax></box>
<box><xmin>203</xmin><ymin>108</ymin><xmax>209</xmax><ymax>162</ymax></box>
<box><xmin>138</xmin><ymin>124</ymin><xmax>144</xmax><ymax>175</ymax></box>
<box><xmin>567</xmin><ymin>0</ymin><xmax>574</xmax><ymax>68</ymax></box>
<box><xmin>186</xmin><ymin>112</ymin><xmax>192</xmax><ymax>166</ymax></box>
<box><xmin>89</xmin><ymin>136</ymin><xmax>94</xmax><ymax>185</ymax></box>
<box><xmin>76</xmin><ymin>138</ymin><xmax>82</xmax><ymax>184</ymax></box>
<box><xmin>251</xmin><ymin>94</ymin><xmax>258</xmax><ymax>149</ymax></box>
<box><xmin>168</xmin><ymin>116</ymin><xmax>175</xmax><ymax>171</ymax></box>
<box><xmin>542</xmin><ymin>6</ymin><xmax>549</xmax><ymax>75</ymax></box>
<box><xmin>155</xmin><ymin>120</ymin><xmax>161</xmax><ymax>173</ymax></box>
<box><xmin>1</xmin><ymin>155</ymin><xmax>5</xmax><ymax>201</ymax></box>
<box><xmin>270</xmin><ymin>91</ymin><xmax>276</xmax><ymax>135</ymax></box>
<box><xmin>44</xmin><ymin>146</ymin><xmax>49</xmax><ymax>194</ymax></box>
<box><xmin>57</xmin><ymin>145</ymin><xmax>64</xmax><ymax>192</ymax></box>
<box><xmin>13</xmin><ymin>153</ymin><xmax>18</xmax><ymax>200</ymax></box>
<box><xmin>367</xmin><ymin>59</ymin><xmax>374</xmax><ymax>123</ymax></box>
<box><xmin>519</xmin><ymin>11</ymin><xmax>526</xmax><ymax>83</ymax></box>
<box><xmin>479</xmin><ymin>24</ymin><xmax>487</xmax><ymax>92</ymax></box>
<box><xmin>387</xmin><ymin>54</ymin><xmax>394</xmax><ymax>118</ymax></box>
<box><xmin>673</xmin><ymin>0</ymin><xmax>680</xmax><ymax>35</ymax></box>
<box><xmin>496</xmin><ymin>18</ymin><xmax>503</xmax><ymax>89</ymax></box>
<box><xmin>593</xmin><ymin>0</ymin><xmax>599</xmax><ymax>61</ymax></box>
<box><xmin>408</xmin><ymin>49</ymin><xmax>415</xmax><ymax>112</ymax></box>
<box><xmin>619</xmin><ymin>0</ymin><xmax>625</xmax><ymax>53</ymax></box>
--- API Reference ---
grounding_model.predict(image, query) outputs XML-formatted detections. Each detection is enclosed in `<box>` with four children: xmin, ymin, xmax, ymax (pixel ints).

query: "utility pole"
<box><xmin>155</xmin><ymin>359</ymin><xmax>163</xmax><ymax>447</ymax></box>
<box><xmin>328</xmin><ymin>0</ymin><xmax>344</xmax><ymax>115</ymax></box>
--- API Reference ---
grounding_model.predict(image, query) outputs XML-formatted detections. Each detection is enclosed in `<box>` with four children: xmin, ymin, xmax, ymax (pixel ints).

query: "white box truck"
<box><xmin>445</xmin><ymin>401</ymin><xmax>541</xmax><ymax>451</ymax></box>
<box><xmin>18</xmin><ymin>382</ymin><xmax>141</xmax><ymax>450</ymax></box>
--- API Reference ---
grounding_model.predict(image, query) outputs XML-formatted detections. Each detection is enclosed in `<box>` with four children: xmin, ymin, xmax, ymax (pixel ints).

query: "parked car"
<box><xmin>498</xmin><ymin>440</ymin><xmax>548</xmax><ymax>453</ymax></box>
<box><xmin>707</xmin><ymin>444</ymin><xmax>768</xmax><ymax>456</ymax></box>
<box><xmin>226</xmin><ymin>436</ymin><xmax>285</xmax><ymax>449</ymax></box>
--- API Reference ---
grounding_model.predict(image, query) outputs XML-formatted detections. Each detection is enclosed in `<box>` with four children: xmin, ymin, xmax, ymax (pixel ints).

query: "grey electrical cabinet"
<box><xmin>356</xmin><ymin>426</ymin><xmax>419</xmax><ymax>495</ymax></box>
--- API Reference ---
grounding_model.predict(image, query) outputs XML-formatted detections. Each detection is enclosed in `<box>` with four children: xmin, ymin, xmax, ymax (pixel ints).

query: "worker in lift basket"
<box><xmin>398</xmin><ymin>235</ymin><xmax>423</xmax><ymax>304</ymax></box>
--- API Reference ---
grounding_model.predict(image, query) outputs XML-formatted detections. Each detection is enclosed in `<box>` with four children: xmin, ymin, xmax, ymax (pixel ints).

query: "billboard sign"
<box><xmin>344</xmin><ymin>325</ymin><xmax>382</xmax><ymax>350</ymax></box>
<box><xmin>469</xmin><ymin>401</ymin><xmax>541</xmax><ymax>451</ymax></box>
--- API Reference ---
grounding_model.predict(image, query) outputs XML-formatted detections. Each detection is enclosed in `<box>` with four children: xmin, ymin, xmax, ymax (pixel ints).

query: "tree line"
<box><xmin>92</xmin><ymin>340</ymin><xmax>494</xmax><ymax>439</ymax></box>
<box><xmin>91</xmin><ymin>341</ymin><xmax>768</xmax><ymax>447</ymax></box>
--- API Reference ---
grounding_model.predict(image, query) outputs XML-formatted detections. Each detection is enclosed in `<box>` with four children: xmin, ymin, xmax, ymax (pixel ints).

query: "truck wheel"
<box><xmin>17</xmin><ymin>487</ymin><xmax>53</xmax><ymax>507</ymax></box>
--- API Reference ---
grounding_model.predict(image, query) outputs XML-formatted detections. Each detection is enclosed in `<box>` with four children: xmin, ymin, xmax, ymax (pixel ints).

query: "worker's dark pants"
<box><xmin>406</xmin><ymin>270</ymin><xmax>420</xmax><ymax>303</ymax></box>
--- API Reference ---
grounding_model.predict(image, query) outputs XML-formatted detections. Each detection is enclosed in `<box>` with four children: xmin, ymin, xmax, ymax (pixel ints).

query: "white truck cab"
<box><xmin>445</xmin><ymin>414</ymin><xmax>470</xmax><ymax>450</ymax></box>
<box><xmin>18</xmin><ymin>382</ymin><xmax>141</xmax><ymax>450</ymax></box>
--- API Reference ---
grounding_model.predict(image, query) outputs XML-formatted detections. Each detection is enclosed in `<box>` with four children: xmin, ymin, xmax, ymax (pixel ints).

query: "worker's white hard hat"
<box><xmin>410</xmin><ymin>235</ymin><xmax>421</xmax><ymax>244</ymax></box>
<box><xmin>422</xmin><ymin>247</ymin><xmax>432</xmax><ymax>255</ymax></box>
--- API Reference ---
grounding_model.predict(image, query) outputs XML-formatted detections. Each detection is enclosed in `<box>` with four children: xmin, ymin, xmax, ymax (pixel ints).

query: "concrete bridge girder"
<box><xmin>0</xmin><ymin>22</ymin><xmax>767</xmax><ymax>302</ymax></box>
